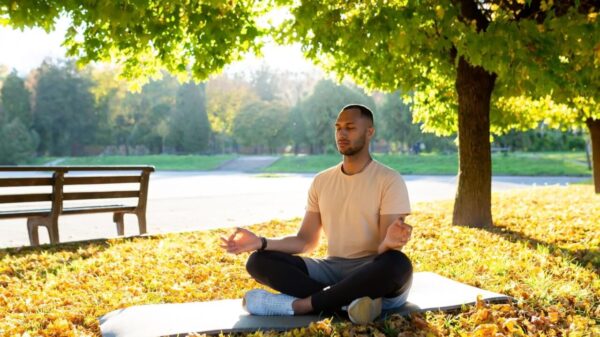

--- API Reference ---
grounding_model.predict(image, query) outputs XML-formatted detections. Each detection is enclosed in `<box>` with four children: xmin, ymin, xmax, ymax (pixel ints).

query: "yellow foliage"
<box><xmin>0</xmin><ymin>186</ymin><xmax>598</xmax><ymax>336</ymax></box>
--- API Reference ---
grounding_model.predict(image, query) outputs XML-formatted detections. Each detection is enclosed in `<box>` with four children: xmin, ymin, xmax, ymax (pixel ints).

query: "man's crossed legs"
<box><xmin>243</xmin><ymin>249</ymin><xmax>413</xmax><ymax>324</ymax></box>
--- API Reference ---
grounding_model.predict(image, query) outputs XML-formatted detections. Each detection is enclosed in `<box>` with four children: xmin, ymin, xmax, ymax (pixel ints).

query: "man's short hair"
<box><xmin>341</xmin><ymin>104</ymin><xmax>374</xmax><ymax>125</ymax></box>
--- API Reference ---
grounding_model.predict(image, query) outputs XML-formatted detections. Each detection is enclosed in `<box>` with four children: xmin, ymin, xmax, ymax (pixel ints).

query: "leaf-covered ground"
<box><xmin>0</xmin><ymin>186</ymin><xmax>598</xmax><ymax>336</ymax></box>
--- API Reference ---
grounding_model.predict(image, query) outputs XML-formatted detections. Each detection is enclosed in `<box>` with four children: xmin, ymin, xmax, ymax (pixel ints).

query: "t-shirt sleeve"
<box><xmin>380</xmin><ymin>173</ymin><xmax>411</xmax><ymax>215</ymax></box>
<box><xmin>305</xmin><ymin>178</ymin><xmax>320</xmax><ymax>213</ymax></box>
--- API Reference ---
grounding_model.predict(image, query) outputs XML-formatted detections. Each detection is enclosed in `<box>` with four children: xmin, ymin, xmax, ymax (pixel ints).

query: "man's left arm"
<box><xmin>377</xmin><ymin>214</ymin><xmax>411</xmax><ymax>254</ymax></box>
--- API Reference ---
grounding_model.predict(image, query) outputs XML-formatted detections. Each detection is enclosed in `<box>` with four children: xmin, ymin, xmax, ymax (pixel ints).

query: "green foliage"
<box><xmin>377</xmin><ymin>92</ymin><xmax>415</xmax><ymax>145</ymax></box>
<box><xmin>293</xmin><ymin>79</ymin><xmax>374</xmax><ymax>154</ymax></box>
<box><xmin>32</xmin><ymin>61</ymin><xmax>97</xmax><ymax>156</ymax></box>
<box><xmin>118</xmin><ymin>73</ymin><xmax>179</xmax><ymax>153</ymax></box>
<box><xmin>0</xmin><ymin>70</ymin><xmax>32</xmax><ymax>127</ymax></box>
<box><xmin>1</xmin><ymin>0</ymin><xmax>271</xmax><ymax>88</ymax></box>
<box><xmin>206</xmin><ymin>75</ymin><xmax>259</xmax><ymax>136</ymax></box>
<box><xmin>0</xmin><ymin>118</ymin><xmax>37</xmax><ymax>164</ymax></box>
<box><xmin>494</xmin><ymin>128</ymin><xmax>588</xmax><ymax>152</ymax></box>
<box><xmin>278</xmin><ymin>1</ymin><xmax>600</xmax><ymax>135</ymax></box>
<box><xmin>167</xmin><ymin>81</ymin><xmax>211</xmax><ymax>153</ymax></box>
<box><xmin>233</xmin><ymin>101</ymin><xmax>290</xmax><ymax>153</ymax></box>
<box><xmin>376</xmin><ymin>91</ymin><xmax>451</xmax><ymax>152</ymax></box>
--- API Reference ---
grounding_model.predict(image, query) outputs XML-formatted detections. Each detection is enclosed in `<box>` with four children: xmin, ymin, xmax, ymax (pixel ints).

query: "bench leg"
<box><xmin>47</xmin><ymin>218</ymin><xmax>60</xmax><ymax>244</ymax></box>
<box><xmin>113</xmin><ymin>212</ymin><xmax>125</xmax><ymax>236</ymax></box>
<box><xmin>26</xmin><ymin>218</ymin><xmax>40</xmax><ymax>246</ymax></box>
<box><xmin>27</xmin><ymin>216</ymin><xmax>60</xmax><ymax>245</ymax></box>
<box><xmin>136</xmin><ymin>212</ymin><xmax>147</xmax><ymax>235</ymax></box>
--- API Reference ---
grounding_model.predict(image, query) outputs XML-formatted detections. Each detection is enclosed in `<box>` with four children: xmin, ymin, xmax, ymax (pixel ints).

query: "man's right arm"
<box><xmin>262</xmin><ymin>211</ymin><xmax>322</xmax><ymax>254</ymax></box>
<box><xmin>220</xmin><ymin>211</ymin><xmax>322</xmax><ymax>255</ymax></box>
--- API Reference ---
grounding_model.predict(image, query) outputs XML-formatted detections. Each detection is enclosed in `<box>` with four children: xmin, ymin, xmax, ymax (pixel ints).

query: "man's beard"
<box><xmin>338</xmin><ymin>135</ymin><xmax>367</xmax><ymax>156</ymax></box>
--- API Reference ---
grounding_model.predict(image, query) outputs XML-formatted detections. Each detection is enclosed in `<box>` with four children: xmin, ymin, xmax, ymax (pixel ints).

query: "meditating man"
<box><xmin>220</xmin><ymin>104</ymin><xmax>413</xmax><ymax>324</ymax></box>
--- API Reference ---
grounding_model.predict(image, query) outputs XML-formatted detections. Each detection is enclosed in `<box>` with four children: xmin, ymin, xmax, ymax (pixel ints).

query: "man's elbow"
<box><xmin>297</xmin><ymin>236</ymin><xmax>319</xmax><ymax>254</ymax></box>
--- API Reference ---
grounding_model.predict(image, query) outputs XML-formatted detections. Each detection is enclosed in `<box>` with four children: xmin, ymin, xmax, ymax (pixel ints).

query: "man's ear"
<box><xmin>367</xmin><ymin>126</ymin><xmax>375</xmax><ymax>139</ymax></box>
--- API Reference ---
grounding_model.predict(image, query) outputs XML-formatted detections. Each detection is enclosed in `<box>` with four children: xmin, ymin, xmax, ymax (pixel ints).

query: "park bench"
<box><xmin>0</xmin><ymin>166</ymin><xmax>154</xmax><ymax>246</ymax></box>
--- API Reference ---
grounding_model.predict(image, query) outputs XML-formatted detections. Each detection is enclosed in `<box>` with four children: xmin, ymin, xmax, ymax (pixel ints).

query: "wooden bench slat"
<box><xmin>0</xmin><ymin>205</ymin><xmax>136</xmax><ymax>219</ymax></box>
<box><xmin>0</xmin><ymin>177</ymin><xmax>53</xmax><ymax>187</ymax></box>
<box><xmin>63</xmin><ymin>191</ymin><xmax>139</xmax><ymax>200</ymax></box>
<box><xmin>0</xmin><ymin>166</ymin><xmax>155</xmax><ymax>172</ymax></box>
<box><xmin>0</xmin><ymin>209</ymin><xmax>50</xmax><ymax>219</ymax></box>
<box><xmin>0</xmin><ymin>193</ymin><xmax>52</xmax><ymax>204</ymax></box>
<box><xmin>64</xmin><ymin>176</ymin><xmax>141</xmax><ymax>185</ymax></box>
<box><xmin>61</xmin><ymin>205</ymin><xmax>136</xmax><ymax>215</ymax></box>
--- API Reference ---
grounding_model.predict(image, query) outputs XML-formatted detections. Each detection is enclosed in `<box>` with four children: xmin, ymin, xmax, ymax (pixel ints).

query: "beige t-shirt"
<box><xmin>306</xmin><ymin>160</ymin><xmax>411</xmax><ymax>258</ymax></box>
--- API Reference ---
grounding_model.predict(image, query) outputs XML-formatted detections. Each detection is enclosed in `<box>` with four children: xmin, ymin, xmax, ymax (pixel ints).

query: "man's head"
<box><xmin>335</xmin><ymin>104</ymin><xmax>375</xmax><ymax>156</ymax></box>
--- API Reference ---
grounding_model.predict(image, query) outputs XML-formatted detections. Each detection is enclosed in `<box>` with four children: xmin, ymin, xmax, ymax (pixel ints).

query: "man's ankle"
<box><xmin>292</xmin><ymin>297</ymin><xmax>313</xmax><ymax>314</ymax></box>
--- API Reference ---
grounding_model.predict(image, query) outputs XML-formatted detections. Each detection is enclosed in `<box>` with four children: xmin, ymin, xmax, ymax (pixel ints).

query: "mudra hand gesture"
<box><xmin>220</xmin><ymin>227</ymin><xmax>261</xmax><ymax>254</ymax></box>
<box><xmin>378</xmin><ymin>218</ymin><xmax>412</xmax><ymax>254</ymax></box>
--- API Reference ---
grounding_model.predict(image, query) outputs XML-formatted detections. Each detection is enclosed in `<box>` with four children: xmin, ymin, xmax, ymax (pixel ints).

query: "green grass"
<box><xmin>265</xmin><ymin>152</ymin><xmax>592</xmax><ymax>176</ymax></box>
<box><xmin>30</xmin><ymin>155</ymin><xmax>236</xmax><ymax>171</ymax></box>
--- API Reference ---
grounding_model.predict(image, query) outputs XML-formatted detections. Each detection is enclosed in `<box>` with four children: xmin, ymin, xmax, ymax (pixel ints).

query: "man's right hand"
<box><xmin>220</xmin><ymin>227</ymin><xmax>262</xmax><ymax>255</ymax></box>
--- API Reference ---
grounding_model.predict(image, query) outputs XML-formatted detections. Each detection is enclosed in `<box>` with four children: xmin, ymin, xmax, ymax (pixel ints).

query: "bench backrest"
<box><xmin>0</xmin><ymin>166</ymin><xmax>155</xmax><ymax>216</ymax></box>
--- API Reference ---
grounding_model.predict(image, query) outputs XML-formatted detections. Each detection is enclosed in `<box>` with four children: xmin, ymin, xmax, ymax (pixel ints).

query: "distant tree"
<box><xmin>167</xmin><ymin>81</ymin><xmax>211</xmax><ymax>153</ymax></box>
<box><xmin>294</xmin><ymin>80</ymin><xmax>374</xmax><ymax>154</ymax></box>
<box><xmin>206</xmin><ymin>75</ymin><xmax>259</xmax><ymax>153</ymax></box>
<box><xmin>0</xmin><ymin>65</ymin><xmax>8</xmax><ymax>80</ymax></box>
<box><xmin>289</xmin><ymin>104</ymin><xmax>308</xmax><ymax>154</ymax></box>
<box><xmin>123</xmin><ymin>73</ymin><xmax>178</xmax><ymax>153</ymax></box>
<box><xmin>1</xmin><ymin>70</ymin><xmax>33</xmax><ymax>127</ymax></box>
<box><xmin>233</xmin><ymin>101</ymin><xmax>290</xmax><ymax>153</ymax></box>
<box><xmin>31</xmin><ymin>61</ymin><xmax>97</xmax><ymax>156</ymax></box>
<box><xmin>377</xmin><ymin>93</ymin><xmax>420</xmax><ymax>152</ymax></box>
<box><xmin>251</xmin><ymin>66</ymin><xmax>280</xmax><ymax>102</ymax></box>
<box><xmin>0</xmin><ymin>118</ymin><xmax>37</xmax><ymax>164</ymax></box>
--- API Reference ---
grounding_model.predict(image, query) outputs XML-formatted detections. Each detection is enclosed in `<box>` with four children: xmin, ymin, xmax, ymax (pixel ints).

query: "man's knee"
<box><xmin>377</xmin><ymin>250</ymin><xmax>413</xmax><ymax>276</ymax></box>
<box><xmin>246</xmin><ymin>250</ymin><xmax>269</xmax><ymax>277</ymax></box>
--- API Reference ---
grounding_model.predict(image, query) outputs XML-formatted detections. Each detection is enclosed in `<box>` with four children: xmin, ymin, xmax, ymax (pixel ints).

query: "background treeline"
<box><xmin>0</xmin><ymin>61</ymin><xmax>588</xmax><ymax>164</ymax></box>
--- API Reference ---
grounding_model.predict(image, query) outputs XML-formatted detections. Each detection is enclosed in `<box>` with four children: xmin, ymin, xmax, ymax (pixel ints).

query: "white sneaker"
<box><xmin>242</xmin><ymin>289</ymin><xmax>296</xmax><ymax>316</ymax></box>
<box><xmin>347</xmin><ymin>296</ymin><xmax>382</xmax><ymax>324</ymax></box>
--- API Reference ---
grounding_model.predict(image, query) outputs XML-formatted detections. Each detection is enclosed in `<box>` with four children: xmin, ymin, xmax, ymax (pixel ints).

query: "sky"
<box><xmin>0</xmin><ymin>17</ymin><xmax>319</xmax><ymax>77</ymax></box>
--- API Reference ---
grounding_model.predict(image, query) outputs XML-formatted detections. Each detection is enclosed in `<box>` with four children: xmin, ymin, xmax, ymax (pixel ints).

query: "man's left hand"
<box><xmin>378</xmin><ymin>218</ymin><xmax>412</xmax><ymax>253</ymax></box>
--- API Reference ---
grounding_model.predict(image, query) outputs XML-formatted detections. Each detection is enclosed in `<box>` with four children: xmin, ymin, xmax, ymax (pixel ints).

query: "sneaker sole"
<box><xmin>348</xmin><ymin>297</ymin><xmax>382</xmax><ymax>324</ymax></box>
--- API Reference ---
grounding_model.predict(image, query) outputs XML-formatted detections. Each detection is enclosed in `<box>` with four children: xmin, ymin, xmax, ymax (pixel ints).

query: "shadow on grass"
<box><xmin>482</xmin><ymin>225</ymin><xmax>599</xmax><ymax>273</ymax></box>
<box><xmin>0</xmin><ymin>233</ymin><xmax>161</xmax><ymax>259</ymax></box>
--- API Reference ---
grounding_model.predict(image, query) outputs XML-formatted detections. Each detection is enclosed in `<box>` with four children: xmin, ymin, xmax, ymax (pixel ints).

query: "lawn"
<box><xmin>0</xmin><ymin>185</ymin><xmax>597</xmax><ymax>336</ymax></box>
<box><xmin>265</xmin><ymin>152</ymin><xmax>592</xmax><ymax>176</ymax></box>
<box><xmin>31</xmin><ymin>155</ymin><xmax>236</xmax><ymax>171</ymax></box>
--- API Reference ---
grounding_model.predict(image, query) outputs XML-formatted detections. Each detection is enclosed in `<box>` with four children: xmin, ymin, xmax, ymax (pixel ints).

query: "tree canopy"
<box><xmin>3</xmin><ymin>0</ymin><xmax>599</xmax><ymax>225</ymax></box>
<box><xmin>1</xmin><ymin>0</ymin><xmax>269</xmax><ymax>88</ymax></box>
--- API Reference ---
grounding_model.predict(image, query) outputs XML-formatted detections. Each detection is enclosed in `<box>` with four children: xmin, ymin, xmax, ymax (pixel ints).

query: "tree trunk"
<box><xmin>585</xmin><ymin>118</ymin><xmax>600</xmax><ymax>194</ymax></box>
<box><xmin>453</xmin><ymin>57</ymin><xmax>496</xmax><ymax>227</ymax></box>
<box><xmin>585</xmin><ymin>139</ymin><xmax>591</xmax><ymax>170</ymax></box>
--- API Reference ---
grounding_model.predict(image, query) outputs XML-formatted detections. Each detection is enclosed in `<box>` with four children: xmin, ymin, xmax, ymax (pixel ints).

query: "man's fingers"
<box><xmin>228</xmin><ymin>228</ymin><xmax>240</xmax><ymax>241</ymax></box>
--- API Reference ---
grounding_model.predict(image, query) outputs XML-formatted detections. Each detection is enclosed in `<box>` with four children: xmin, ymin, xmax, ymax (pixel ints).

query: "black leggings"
<box><xmin>245</xmin><ymin>250</ymin><xmax>412</xmax><ymax>313</ymax></box>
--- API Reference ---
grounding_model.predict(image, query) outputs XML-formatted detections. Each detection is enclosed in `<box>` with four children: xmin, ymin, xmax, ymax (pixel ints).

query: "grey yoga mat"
<box><xmin>99</xmin><ymin>272</ymin><xmax>511</xmax><ymax>337</ymax></box>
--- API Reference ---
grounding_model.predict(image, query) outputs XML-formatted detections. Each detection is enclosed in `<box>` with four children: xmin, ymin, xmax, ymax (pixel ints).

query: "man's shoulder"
<box><xmin>372</xmin><ymin>160</ymin><xmax>403</xmax><ymax>179</ymax></box>
<box><xmin>314</xmin><ymin>162</ymin><xmax>342</xmax><ymax>180</ymax></box>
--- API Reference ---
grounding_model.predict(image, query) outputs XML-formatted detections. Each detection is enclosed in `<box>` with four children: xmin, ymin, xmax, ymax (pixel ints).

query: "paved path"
<box><xmin>0</xmin><ymin>171</ymin><xmax>588</xmax><ymax>248</ymax></box>
<box><xmin>217</xmin><ymin>156</ymin><xmax>280</xmax><ymax>172</ymax></box>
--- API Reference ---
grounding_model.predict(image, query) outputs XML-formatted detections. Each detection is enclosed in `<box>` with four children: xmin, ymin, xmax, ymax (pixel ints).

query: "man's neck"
<box><xmin>342</xmin><ymin>152</ymin><xmax>372</xmax><ymax>175</ymax></box>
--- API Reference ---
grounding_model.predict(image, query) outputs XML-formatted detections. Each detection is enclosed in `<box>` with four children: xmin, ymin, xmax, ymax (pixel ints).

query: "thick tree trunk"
<box><xmin>585</xmin><ymin>118</ymin><xmax>600</xmax><ymax>194</ymax></box>
<box><xmin>453</xmin><ymin>57</ymin><xmax>496</xmax><ymax>227</ymax></box>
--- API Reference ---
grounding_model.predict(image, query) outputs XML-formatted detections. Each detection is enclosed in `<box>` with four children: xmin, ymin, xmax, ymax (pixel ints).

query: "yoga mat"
<box><xmin>99</xmin><ymin>272</ymin><xmax>511</xmax><ymax>337</ymax></box>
